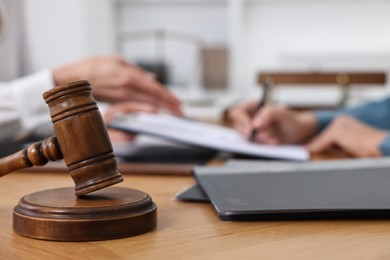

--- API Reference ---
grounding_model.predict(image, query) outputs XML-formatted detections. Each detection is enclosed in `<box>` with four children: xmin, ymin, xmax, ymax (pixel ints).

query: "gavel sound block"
<box><xmin>0</xmin><ymin>81</ymin><xmax>157</xmax><ymax>241</ymax></box>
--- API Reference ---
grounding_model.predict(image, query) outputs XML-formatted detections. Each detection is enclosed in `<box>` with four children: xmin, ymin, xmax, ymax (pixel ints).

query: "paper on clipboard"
<box><xmin>109</xmin><ymin>113</ymin><xmax>309</xmax><ymax>161</ymax></box>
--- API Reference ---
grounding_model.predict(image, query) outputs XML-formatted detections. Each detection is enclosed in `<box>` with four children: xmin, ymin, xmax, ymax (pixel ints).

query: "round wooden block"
<box><xmin>13</xmin><ymin>187</ymin><xmax>157</xmax><ymax>241</ymax></box>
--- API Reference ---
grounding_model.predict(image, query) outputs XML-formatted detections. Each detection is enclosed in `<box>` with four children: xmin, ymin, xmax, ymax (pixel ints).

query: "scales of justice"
<box><xmin>0</xmin><ymin>80</ymin><xmax>157</xmax><ymax>241</ymax></box>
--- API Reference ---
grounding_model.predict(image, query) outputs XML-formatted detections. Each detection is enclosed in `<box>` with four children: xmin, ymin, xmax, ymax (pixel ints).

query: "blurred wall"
<box><xmin>231</xmin><ymin>0</ymin><xmax>390</xmax><ymax>104</ymax></box>
<box><xmin>116</xmin><ymin>1</ymin><xmax>227</xmax><ymax>88</ymax></box>
<box><xmin>24</xmin><ymin>0</ymin><xmax>115</xmax><ymax>70</ymax></box>
<box><xmin>24</xmin><ymin>0</ymin><xmax>390</xmax><ymax>106</ymax></box>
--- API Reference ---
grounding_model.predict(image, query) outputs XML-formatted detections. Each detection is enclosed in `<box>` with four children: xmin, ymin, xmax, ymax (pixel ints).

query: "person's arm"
<box><xmin>306</xmin><ymin>116</ymin><xmax>388</xmax><ymax>158</ymax></box>
<box><xmin>379</xmin><ymin>135</ymin><xmax>390</xmax><ymax>156</ymax></box>
<box><xmin>52</xmin><ymin>55</ymin><xmax>183</xmax><ymax>116</ymax></box>
<box><xmin>307</xmin><ymin>98</ymin><xmax>390</xmax><ymax>157</ymax></box>
<box><xmin>314</xmin><ymin>97</ymin><xmax>390</xmax><ymax>132</ymax></box>
<box><xmin>0</xmin><ymin>70</ymin><xmax>55</xmax><ymax>142</ymax></box>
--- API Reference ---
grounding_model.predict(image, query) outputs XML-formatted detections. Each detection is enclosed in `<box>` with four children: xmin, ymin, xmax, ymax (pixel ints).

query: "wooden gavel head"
<box><xmin>0</xmin><ymin>80</ymin><xmax>123</xmax><ymax>196</ymax></box>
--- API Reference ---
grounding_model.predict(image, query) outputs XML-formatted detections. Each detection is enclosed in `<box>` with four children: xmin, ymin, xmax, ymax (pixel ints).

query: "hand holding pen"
<box><xmin>250</xmin><ymin>78</ymin><xmax>273</xmax><ymax>140</ymax></box>
<box><xmin>227</xmin><ymin>80</ymin><xmax>317</xmax><ymax>145</ymax></box>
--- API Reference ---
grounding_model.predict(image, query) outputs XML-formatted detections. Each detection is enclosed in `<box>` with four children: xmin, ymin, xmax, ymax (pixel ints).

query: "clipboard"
<box><xmin>192</xmin><ymin>160</ymin><xmax>390</xmax><ymax>220</ymax></box>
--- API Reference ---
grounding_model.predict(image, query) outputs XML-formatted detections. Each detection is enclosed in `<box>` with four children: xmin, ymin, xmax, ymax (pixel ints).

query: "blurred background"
<box><xmin>25</xmin><ymin>0</ymin><xmax>390</xmax><ymax>119</ymax></box>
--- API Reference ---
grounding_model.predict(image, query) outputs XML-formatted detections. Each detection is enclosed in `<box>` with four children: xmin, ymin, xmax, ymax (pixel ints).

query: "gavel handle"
<box><xmin>0</xmin><ymin>136</ymin><xmax>63</xmax><ymax>177</ymax></box>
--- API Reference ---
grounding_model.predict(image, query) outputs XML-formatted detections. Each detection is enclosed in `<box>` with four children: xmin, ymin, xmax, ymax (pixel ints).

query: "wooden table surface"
<box><xmin>1</xmin><ymin>171</ymin><xmax>390</xmax><ymax>259</ymax></box>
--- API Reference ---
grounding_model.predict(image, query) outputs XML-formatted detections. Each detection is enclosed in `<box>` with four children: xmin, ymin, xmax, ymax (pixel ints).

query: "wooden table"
<box><xmin>1</xmin><ymin>171</ymin><xmax>390</xmax><ymax>259</ymax></box>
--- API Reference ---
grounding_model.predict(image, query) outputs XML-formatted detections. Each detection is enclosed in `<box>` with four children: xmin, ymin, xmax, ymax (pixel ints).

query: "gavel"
<box><xmin>0</xmin><ymin>80</ymin><xmax>123</xmax><ymax>196</ymax></box>
<box><xmin>0</xmin><ymin>80</ymin><xmax>156</xmax><ymax>241</ymax></box>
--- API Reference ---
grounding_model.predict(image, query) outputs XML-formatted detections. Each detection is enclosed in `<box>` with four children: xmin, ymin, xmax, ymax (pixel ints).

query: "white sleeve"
<box><xmin>0</xmin><ymin>69</ymin><xmax>55</xmax><ymax>142</ymax></box>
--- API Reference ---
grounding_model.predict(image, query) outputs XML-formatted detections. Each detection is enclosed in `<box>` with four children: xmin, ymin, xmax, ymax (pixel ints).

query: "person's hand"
<box><xmin>306</xmin><ymin>116</ymin><xmax>388</xmax><ymax>157</ymax></box>
<box><xmin>53</xmin><ymin>55</ymin><xmax>182</xmax><ymax>116</ymax></box>
<box><xmin>103</xmin><ymin>102</ymin><xmax>157</xmax><ymax>143</ymax></box>
<box><xmin>227</xmin><ymin>101</ymin><xmax>317</xmax><ymax>144</ymax></box>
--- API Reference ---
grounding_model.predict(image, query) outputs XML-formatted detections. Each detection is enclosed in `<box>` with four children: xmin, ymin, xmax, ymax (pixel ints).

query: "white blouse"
<box><xmin>0</xmin><ymin>0</ymin><xmax>54</xmax><ymax>142</ymax></box>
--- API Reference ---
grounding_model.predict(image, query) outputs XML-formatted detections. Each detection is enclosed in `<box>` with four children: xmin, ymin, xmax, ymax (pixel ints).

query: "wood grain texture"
<box><xmin>257</xmin><ymin>71</ymin><xmax>387</xmax><ymax>109</ymax></box>
<box><xmin>0</xmin><ymin>80</ymin><xmax>124</xmax><ymax>196</ymax></box>
<box><xmin>13</xmin><ymin>187</ymin><xmax>157</xmax><ymax>241</ymax></box>
<box><xmin>258</xmin><ymin>72</ymin><xmax>386</xmax><ymax>85</ymax></box>
<box><xmin>0</xmin><ymin>136</ymin><xmax>62</xmax><ymax>177</ymax></box>
<box><xmin>43</xmin><ymin>80</ymin><xmax>123</xmax><ymax>196</ymax></box>
<box><xmin>21</xmin><ymin>161</ymin><xmax>194</xmax><ymax>176</ymax></box>
<box><xmin>1</xmin><ymin>171</ymin><xmax>390</xmax><ymax>259</ymax></box>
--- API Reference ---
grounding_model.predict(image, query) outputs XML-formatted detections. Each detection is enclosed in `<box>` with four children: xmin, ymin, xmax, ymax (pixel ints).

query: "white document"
<box><xmin>109</xmin><ymin>113</ymin><xmax>309</xmax><ymax>161</ymax></box>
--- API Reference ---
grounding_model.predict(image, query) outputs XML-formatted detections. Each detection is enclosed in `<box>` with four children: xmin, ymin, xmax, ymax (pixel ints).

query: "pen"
<box><xmin>250</xmin><ymin>78</ymin><xmax>273</xmax><ymax>141</ymax></box>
